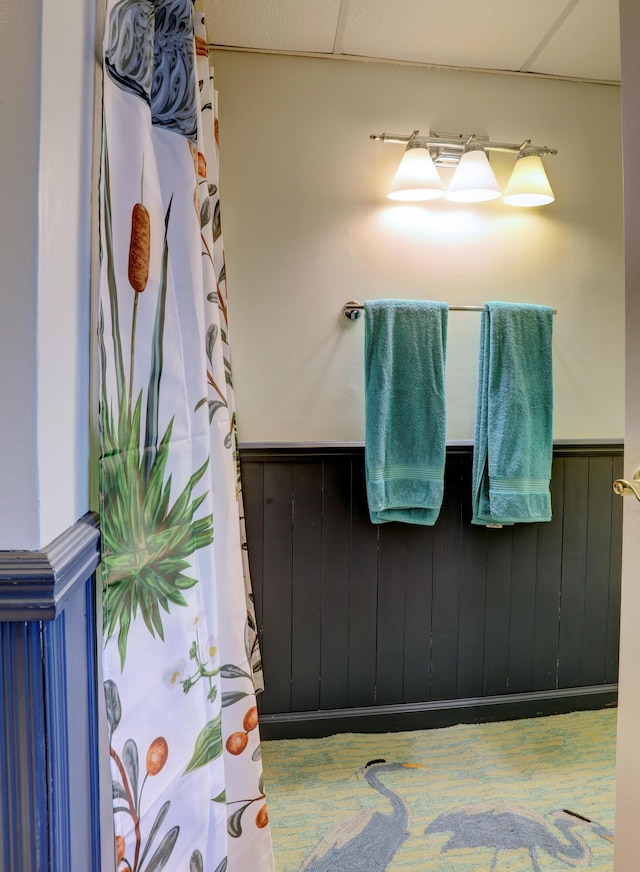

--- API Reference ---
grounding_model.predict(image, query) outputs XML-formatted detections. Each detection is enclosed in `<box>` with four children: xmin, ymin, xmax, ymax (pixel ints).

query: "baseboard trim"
<box><xmin>258</xmin><ymin>685</ymin><xmax>618</xmax><ymax>740</ymax></box>
<box><xmin>0</xmin><ymin>512</ymin><xmax>100</xmax><ymax>621</ymax></box>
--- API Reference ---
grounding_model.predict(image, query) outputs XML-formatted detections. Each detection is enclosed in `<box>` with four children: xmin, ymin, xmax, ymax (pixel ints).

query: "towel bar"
<box><xmin>343</xmin><ymin>300</ymin><xmax>557</xmax><ymax>320</ymax></box>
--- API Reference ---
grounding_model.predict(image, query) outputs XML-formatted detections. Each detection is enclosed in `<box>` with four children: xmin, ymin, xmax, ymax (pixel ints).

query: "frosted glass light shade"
<box><xmin>445</xmin><ymin>150</ymin><xmax>501</xmax><ymax>203</ymax></box>
<box><xmin>388</xmin><ymin>146</ymin><xmax>445</xmax><ymax>201</ymax></box>
<box><xmin>503</xmin><ymin>153</ymin><xmax>555</xmax><ymax>206</ymax></box>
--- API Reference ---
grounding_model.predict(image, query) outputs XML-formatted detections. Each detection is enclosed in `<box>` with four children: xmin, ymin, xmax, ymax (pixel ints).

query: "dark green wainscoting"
<box><xmin>240</xmin><ymin>444</ymin><xmax>623</xmax><ymax>740</ymax></box>
<box><xmin>0</xmin><ymin>513</ymin><xmax>101</xmax><ymax>872</ymax></box>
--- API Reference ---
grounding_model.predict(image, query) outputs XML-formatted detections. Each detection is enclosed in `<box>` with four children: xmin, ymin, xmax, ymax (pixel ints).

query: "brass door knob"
<box><xmin>613</xmin><ymin>469</ymin><xmax>640</xmax><ymax>501</ymax></box>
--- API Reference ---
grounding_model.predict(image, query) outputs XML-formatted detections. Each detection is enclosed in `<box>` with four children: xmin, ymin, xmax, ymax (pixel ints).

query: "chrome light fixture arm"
<box><xmin>370</xmin><ymin>130</ymin><xmax>557</xmax><ymax>163</ymax></box>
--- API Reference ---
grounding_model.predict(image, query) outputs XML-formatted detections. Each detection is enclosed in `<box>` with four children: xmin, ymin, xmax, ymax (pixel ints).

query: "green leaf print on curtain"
<box><xmin>100</xmin><ymin>154</ymin><xmax>214</xmax><ymax>669</ymax></box>
<box><xmin>98</xmin><ymin>2</ymin><xmax>274</xmax><ymax>869</ymax></box>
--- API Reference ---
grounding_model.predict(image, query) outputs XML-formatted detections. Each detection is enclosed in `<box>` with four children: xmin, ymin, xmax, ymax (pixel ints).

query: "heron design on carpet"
<box><xmin>425</xmin><ymin>802</ymin><xmax>614</xmax><ymax>870</ymax></box>
<box><xmin>296</xmin><ymin>759</ymin><xmax>613</xmax><ymax>871</ymax></box>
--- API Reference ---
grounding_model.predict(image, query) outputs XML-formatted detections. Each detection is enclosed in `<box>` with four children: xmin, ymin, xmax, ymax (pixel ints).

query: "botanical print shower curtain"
<box><xmin>98</xmin><ymin>2</ymin><xmax>273</xmax><ymax>869</ymax></box>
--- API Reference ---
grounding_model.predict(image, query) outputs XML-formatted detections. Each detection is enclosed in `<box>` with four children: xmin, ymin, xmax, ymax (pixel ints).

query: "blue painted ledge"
<box><xmin>0</xmin><ymin>511</ymin><xmax>102</xmax><ymax>871</ymax></box>
<box><xmin>0</xmin><ymin>511</ymin><xmax>100</xmax><ymax>621</ymax></box>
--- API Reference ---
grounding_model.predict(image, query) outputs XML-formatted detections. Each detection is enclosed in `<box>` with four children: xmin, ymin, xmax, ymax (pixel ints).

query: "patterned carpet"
<box><xmin>261</xmin><ymin>709</ymin><xmax>616</xmax><ymax>871</ymax></box>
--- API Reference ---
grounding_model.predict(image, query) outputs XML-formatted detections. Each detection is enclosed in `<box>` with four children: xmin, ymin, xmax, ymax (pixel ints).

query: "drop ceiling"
<box><xmin>203</xmin><ymin>0</ymin><xmax>621</xmax><ymax>83</ymax></box>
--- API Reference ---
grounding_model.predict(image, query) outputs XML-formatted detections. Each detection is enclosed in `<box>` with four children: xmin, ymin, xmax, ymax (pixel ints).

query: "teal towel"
<box><xmin>365</xmin><ymin>299</ymin><xmax>448</xmax><ymax>525</ymax></box>
<box><xmin>472</xmin><ymin>301</ymin><xmax>554</xmax><ymax>526</ymax></box>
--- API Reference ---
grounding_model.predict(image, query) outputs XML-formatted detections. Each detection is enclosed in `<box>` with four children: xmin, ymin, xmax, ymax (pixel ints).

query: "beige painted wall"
<box><xmin>212</xmin><ymin>51</ymin><xmax>624</xmax><ymax>444</ymax></box>
<box><xmin>0</xmin><ymin>0</ymin><xmax>41</xmax><ymax>546</ymax></box>
<box><xmin>37</xmin><ymin>0</ymin><xmax>95</xmax><ymax>547</ymax></box>
<box><xmin>0</xmin><ymin>0</ymin><xmax>94</xmax><ymax>549</ymax></box>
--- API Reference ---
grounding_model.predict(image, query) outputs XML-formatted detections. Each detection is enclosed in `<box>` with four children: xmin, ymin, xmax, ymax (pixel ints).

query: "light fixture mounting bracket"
<box><xmin>370</xmin><ymin>129</ymin><xmax>557</xmax><ymax>167</ymax></box>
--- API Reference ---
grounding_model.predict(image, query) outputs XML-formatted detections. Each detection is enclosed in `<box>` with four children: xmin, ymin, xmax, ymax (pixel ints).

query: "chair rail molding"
<box><xmin>0</xmin><ymin>510</ymin><xmax>100</xmax><ymax>621</ymax></box>
<box><xmin>0</xmin><ymin>510</ymin><xmax>102</xmax><ymax>871</ymax></box>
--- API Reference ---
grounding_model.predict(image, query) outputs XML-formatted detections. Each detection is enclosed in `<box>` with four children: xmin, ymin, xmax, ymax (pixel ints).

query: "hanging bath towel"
<box><xmin>365</xmin><ymin>299</ymin><xmax>448</xmax><ymax>525</ymax></box>
<box><xmin>472</xmin><ymin>301</ymin><xmax>554</xmax><ymax>525</ymax></box>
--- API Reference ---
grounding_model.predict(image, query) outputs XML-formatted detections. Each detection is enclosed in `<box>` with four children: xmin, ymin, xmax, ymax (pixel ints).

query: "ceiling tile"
<box><xmin>340</xmin><ymin>0</ymin><xmax>575</xmax><ymax>71</ymax></box>
<box><xmin>203</xmin><ymin>0</ymin><xmax>621</xmax><ymax>84</ymax></box>
<box><xmin>527</xmin><ymin>0</ymin><xmax>620</xmax><ymax>81</ymax></box>
<box><xmin>203</xmin><ymin>0</ymin><xmax>343</xmax><ymax>53</ymax></box>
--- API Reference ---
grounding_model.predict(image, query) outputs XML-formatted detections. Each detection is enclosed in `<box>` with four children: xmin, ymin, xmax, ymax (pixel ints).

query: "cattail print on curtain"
<box><xmin>98</xmin><ymin>2</ymin><xmax>274</xmax><ymax>870</ymax></box>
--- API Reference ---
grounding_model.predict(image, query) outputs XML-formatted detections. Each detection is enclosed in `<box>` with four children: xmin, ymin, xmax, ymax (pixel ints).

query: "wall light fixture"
<box><xmin>502</xmin><ymin>150</ymin><xmax>555</xmax><ymax>206</ymax></box>
<box><xmin>388</xmin><ymin>140</ymin><xmax>445</xmax><ymax>201</ymax></box>
<box><xmin>373</xmin><ymin>131</ymin><xmax>557</xmax><ymax>207</ymax></box>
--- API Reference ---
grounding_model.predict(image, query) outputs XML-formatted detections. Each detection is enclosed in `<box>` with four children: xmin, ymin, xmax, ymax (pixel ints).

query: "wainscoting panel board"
<box><xmin>558</xmin><ymin>457</ymin><xmax>590</xmax><ymax>689</ymax></box>
<box><xmin>532</xmin><ymin>456</ymin><xmax>565</xmax><ymax>691</ymax></box>
<box><xmin>606</xmin><ymin>456</ymin><xmax>624</xmax><ymax>685</ymax></box>
<box><xmin>319</xmin><ymin>458</ymin><xmax>352</xmax><ymax>710</ymax></box>
<box><xmin>402</xmin><ymin>523</ymin><xmax>434</xmax><ymax>704</ymax></box>
<box><xmin>583</xmin><ymin>456</ymin><xmax>615</xmax><ymax>685</ymax></box>
<box><xmin>456</xmin><ymin>461</ymin><xmax>488</xmax><ymax>700</ymax></box>
<box><xmin>291</xmin><ymin>462</ymin><xmax>323</xmax><ymax>712</ymax></box>
<box><xmin>347</xmin><ymin>460</ymin><xmax>379</xmax><ymax>709</ymax></box>
<box><xmin>431</xmin><ymin>453</ymin><xmax>463</xmax><ymax>701</ymax></box>
<box><xmin>0</xmin><ymin>621</ymin><xmax>49</xmax><ymax>872</ymax></box>
<box><xmin>483</xmin><ymin>507</ymin><xmax>513</xmax><ymax>697</ymax></box>
<box><xmin>261</xmin><ymin>462</ymin><xmax>294</xmax><ymax>714</ymax></box>
<box><xmin>241</xmin><ymin>445</ymin><xmax>623</xmax><ymax>738</ymax></box>
<box><xmin>240</xmin><ymin>461</ymin><xmax>265</xmax><ymax>715</ymax></box>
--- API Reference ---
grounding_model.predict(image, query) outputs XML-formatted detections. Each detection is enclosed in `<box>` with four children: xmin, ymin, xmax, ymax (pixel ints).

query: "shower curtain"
<box><xmin>98</xmin><ymin>2</ymin><xmax>273</xmax><ymax>869</ymax></box>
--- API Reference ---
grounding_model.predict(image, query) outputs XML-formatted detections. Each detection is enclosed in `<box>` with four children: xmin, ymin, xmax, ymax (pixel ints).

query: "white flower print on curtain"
<box><xmin>98</xmin><ymin>1</ymin><xmax>274</xmax><ymax>870</ymax></box>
